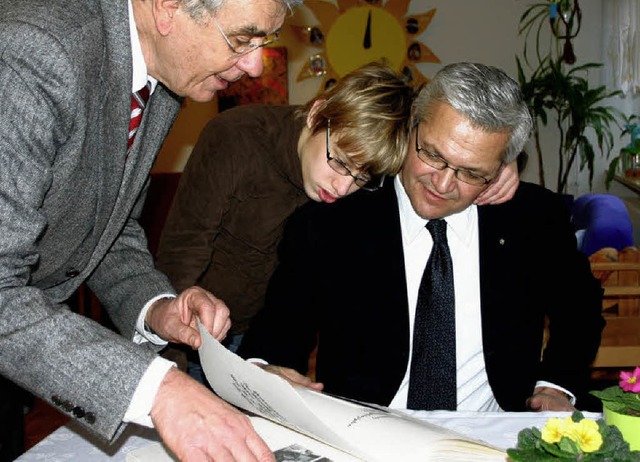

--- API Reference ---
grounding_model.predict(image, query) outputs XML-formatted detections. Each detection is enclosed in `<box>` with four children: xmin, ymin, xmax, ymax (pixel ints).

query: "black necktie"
<box><xmin>407</xmin><ymin>218</ymin><xmax>456</xmax><ymax>410</ymax></box>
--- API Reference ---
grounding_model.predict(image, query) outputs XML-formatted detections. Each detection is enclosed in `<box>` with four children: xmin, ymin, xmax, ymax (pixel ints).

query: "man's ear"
<box><xmin>307</xmin><ymin>99</ymin><xmax>326</xmax><ymax>128</ymax></box>
<box><xmin>153</xmin><ymin>0</ymin><xmax>180</xmax><ymax>36</ymax></box>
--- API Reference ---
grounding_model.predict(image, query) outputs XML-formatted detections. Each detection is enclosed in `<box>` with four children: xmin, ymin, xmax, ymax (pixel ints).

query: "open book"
<box><xmin>201</xmin><ymin>324</ymin><xmax>505</xmax><ymax>461</ymax></box>
<box><xmin>128</xmin><ymin>324</ymin><xmax>507</xmax><ymax>461</ymax></box>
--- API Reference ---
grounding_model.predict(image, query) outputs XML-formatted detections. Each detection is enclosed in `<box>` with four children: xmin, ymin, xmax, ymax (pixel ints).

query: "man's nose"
<box><xmin>334</xmin><ymin>175</ymin><xmax>354</xmax><ymax>197</ymax></box>
<box><xmin>434</xmin><ymin>167</ymin><xmax>457</xmax><ymax>192</ymax></box>
<box><xmin>235</xmin><ymin>48</ymin><xmax>264</xmax><ymax>77</ymax></box>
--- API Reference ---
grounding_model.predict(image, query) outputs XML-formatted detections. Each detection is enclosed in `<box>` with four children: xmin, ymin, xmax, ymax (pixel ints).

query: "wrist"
<box><xmin>535</xmin><ymin>386</ymin><xmax>571</xmax><ymax>400</ymax></box>
<box><xmin>145</xmin><ymin>297</ymin><xmax>173</xmax><ymax>333</ymax></box>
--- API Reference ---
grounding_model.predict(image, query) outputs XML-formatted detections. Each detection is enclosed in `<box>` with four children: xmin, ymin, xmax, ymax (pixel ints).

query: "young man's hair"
<box><xmin>297</xmin><ymin>61</ymin><xmax>416</xmax><ymax>176</ymax></box>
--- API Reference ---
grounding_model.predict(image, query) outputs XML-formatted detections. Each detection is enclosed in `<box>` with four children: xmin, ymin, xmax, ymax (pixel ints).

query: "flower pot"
<box><xmin>603</xmin><ymin>406</ymin><xmax>640</xmax><ymax>451</ymax></box>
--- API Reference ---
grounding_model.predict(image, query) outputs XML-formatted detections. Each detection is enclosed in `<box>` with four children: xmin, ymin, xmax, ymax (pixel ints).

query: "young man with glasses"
<box><xmin>155</xmin><ymin>62</ymin><xmax>521</xmax><ymax>386</ymax></box>
<box><xmin>237</xmin><ymin>62</ymin><xmax>605</xmax><ymax>414</ymax></box>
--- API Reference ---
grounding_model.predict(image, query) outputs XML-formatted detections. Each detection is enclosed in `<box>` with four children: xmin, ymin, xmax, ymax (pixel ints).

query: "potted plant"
<box><xmin>507</xmin><ymin>411</ymin><xmax>640</xmax><ymax>460</ymax></box>
<box><xmin>608</xmin><ymin>114</ymin><xmax>640</xmax><ymax>180</ymax></box>
<box><xmin>517</xmin><ymin>1</ymin><xmax>625</xmax><ymax>193</ymax></box>
<box><xmin>590</xmin><ymin>367</ymin><xmax>640</xmax><ymax>451</ymax></box>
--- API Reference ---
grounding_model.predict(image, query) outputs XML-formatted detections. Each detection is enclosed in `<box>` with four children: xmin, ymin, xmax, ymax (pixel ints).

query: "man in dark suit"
<box><xmin>238</xmin><ymin>62</ymin><xmax>605</xmax><ymax>413</ymax></box>
<box><xmin>0</xmin><ymin>0</ymin><xmax>301</xmax><ymax>460</ymax></box>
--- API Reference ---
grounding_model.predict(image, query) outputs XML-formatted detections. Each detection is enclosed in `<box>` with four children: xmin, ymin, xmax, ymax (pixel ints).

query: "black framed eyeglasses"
<box><xmin>326</xmin><ymin>120</ymin><xmax>383</xmax><ymax>192</ymax></box>
<box><xmin>414</xmin><ymin>125</ymin><xmax>498</xmax><ymax>186</ymax></box>
<box><xmin>212</xmin><ymin>16</ymin><xmax>279</xmax><ymax>58</ymax></box>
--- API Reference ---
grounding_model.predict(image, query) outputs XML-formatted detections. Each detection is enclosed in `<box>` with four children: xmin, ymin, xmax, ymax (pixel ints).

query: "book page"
<box><xmin>198</xmin><ymin>323</ymin><xmax>505</xmax><ymax>462</ymax></box>
<box><xmin>298</xmin><ymin>388</ymin><xmax>505</xmax><ymax>461</ymax></box>
<box><xmin>198</xmin><ymin>322</ymin><xmax>366</xmax><ymax>459</ymax></box>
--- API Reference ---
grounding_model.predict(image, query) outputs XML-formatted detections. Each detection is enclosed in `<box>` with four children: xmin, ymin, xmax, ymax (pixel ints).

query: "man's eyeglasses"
<box><xmin>326</xmin><ymin>120</ymin><xmax>382</xmax><ymax>192</ymax></box>
<box><xmin>414</xmin><ymin>125</ymin><xmax>498</xmax><ymax>186</ymax></box>
<box><xmin>212</xmin><ymin>16</ymin><xmax>279</xmax><ymax>58</ymax></box>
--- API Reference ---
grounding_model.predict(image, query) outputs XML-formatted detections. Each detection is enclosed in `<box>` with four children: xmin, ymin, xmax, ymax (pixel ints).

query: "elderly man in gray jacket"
<box><xmin>0</xmin><ymin>0</ymin><xmax>301</xmax><ymax>460</ymax></box>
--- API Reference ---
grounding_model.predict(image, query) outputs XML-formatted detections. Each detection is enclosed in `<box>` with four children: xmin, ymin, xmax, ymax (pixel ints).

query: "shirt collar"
<box><xmin>394</xmin><ymin>175</ymin><xmax>476</xmax><ymax>244</ymax></box>
<box><xmin>129</xmin><ymin>0</ymin><xmax>158</xmax><ymax>94</ymax></box>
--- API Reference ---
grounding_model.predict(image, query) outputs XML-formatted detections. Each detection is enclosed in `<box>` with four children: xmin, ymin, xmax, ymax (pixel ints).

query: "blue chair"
<box><xmin>572</xmin><ymin>194</ymin><xmax>634</xmax><ymax>256</ymax></box>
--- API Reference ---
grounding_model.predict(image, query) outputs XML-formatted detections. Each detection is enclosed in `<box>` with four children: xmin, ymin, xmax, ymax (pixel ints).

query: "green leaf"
<box><xmin>555</xmin><ymin>436</ymin><xmax>580</xmax><ymax>456</ymax></box>
<box><xmin>591</xmin><ymin>386</ymin><xmax>640</xmax><ymax>413</ymax></box>
<box><xmin>572</xmin><ymin>410</ymin><xmax>586</xmax><ymax>422</ymax></box>
<box><xmin>507</xmin><ymin>447</ymin><xmax>559</xmax><ymax>462</ymax></box>
<box><xmin>508</xmin><ymin>412</ymin><xmax>640</xmax><ymax>461</ymax></box>
<box><xmin>516</xmin><ymin>5</ymin><xmax>626</xmax><ymax>193</ymax></box>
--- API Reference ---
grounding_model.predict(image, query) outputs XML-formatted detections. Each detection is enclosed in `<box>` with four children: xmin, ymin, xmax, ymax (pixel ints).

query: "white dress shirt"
<box><xmin>122</xmin><ymin>0</ymin><xmax>176</xmax><ymax>427</ymax></box>
<box><xmin>388</xmin><ymin>176</ymin><xmax>501</xmax><ymax>411</ymax></box>
<box><xmin>129</xmin><ymin>0</ymin><xmax>157</xmax><ymax>94</ymax></box>
<box><xmin>388</xmin><ymin>177</ymin><xmax>574</xmax><ymax>411</ymax></box>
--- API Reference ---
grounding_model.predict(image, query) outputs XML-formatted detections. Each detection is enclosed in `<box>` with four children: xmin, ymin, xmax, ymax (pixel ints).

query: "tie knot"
<box><xmin>133</xmin><ymin>81</ymin><xmax>151</xmax><ymax>108</ymax></box>
<box><xmin>426</xmin><ymin>219</ymin><xmax>447</xmax><ymax>242</ymax></box>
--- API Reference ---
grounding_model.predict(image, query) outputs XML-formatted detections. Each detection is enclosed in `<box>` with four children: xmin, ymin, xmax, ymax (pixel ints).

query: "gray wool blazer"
<box><xmin>0</xmin><ymin>0</ymin><xmax>181</xmax><ymax>441</ymax></box>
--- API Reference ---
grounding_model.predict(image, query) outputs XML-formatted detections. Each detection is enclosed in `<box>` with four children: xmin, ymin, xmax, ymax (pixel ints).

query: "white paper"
<box><xmin>198</xmin><ymin>322</ymin><xmax>506</xmax><ymax>462</ymax></box>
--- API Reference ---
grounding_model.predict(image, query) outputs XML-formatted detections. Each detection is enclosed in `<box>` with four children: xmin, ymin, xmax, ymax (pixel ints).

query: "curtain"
<box><xmin>603</xmin><ymin>0</ymin><xmax>640</xmax><ymax>95</ymax></box>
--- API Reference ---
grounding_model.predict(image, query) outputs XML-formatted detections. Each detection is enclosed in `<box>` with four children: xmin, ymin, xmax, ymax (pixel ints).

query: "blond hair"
<box><xmin>296</xmin><ymin>61</ymin><xmax>416</xmax><ymax>176</ymax></box>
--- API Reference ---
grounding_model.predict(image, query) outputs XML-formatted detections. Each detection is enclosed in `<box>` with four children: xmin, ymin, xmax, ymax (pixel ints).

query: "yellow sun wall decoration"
<box><xmin>292</xmin><ymin>0</ymin><xmax>440</xmax><ymax>91</ymax></box>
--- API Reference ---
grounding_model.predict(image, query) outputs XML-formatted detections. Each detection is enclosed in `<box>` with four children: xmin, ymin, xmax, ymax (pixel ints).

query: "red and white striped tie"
<box><xmin>127</xmin><ymin>82</ymin><xmax>151</xmax><ymax>150</ymax></box>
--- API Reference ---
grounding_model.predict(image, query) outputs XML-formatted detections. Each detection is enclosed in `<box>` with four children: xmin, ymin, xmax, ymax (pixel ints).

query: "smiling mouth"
<box><xmin>212</xmin><ymin>74</ymin><xmax>229</xmax><ymax>88</ymax></box>
<box><xmin>422</xmin><ymin>182</ymin><xmax>447</xmax><ymax>202</ymax></box>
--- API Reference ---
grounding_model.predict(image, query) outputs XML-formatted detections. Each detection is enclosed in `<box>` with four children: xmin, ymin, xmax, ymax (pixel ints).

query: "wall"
<box><xmin>286</xmin><ymin>0</ymin><xmax>527</xmax><ymax>104</ymax></box>
<box><xmin>153</xmin><ymin>0</ymin><xmax>640</xmax><ymax>242</ymax></box>
<box><xmin>153</xmin><ymin>99</ymin><xmax>217</xmax><ymax>172</ymax></box>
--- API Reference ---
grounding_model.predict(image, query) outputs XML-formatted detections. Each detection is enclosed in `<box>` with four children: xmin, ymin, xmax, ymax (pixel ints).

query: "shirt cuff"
<box><xmin>133</xmin><ymin>293</ymin><xmax>176</xmax><ymax>345</ymax></box>
<box><xmin>123</xmin><ymin>357</ymin><xmax>176</xmax><ymax>427</ymax></box>
<box><xmin>535</xmin><ymin>380</ymin><xmax>576</xmax><ymax>405</ymax></box>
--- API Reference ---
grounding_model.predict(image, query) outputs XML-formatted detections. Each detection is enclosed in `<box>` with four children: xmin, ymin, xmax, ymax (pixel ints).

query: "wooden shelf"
<box><xmin>614</xmin><ymin>175</ymin><xmax>640</xmax><ymax>195</ymax></box>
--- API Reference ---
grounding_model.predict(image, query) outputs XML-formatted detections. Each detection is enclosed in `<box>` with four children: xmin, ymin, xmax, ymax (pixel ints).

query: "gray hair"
<box><xmin>180</xmin><ymin>0</ymin><xmax>303</xmax><ymax>21</ymax></box>
<box><xmin>412</xmin><ymin>62</ymin><xmax>532</xmax><ymax>164</ymax></box>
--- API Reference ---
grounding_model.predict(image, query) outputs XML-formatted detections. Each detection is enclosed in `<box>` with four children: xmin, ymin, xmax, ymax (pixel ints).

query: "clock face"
<box><xmin>326</xmin><ymin>6</ymin><xmax>406</xmax><ymax>77</ymax></box>
<box><xmin>294</xmin><ymin>0</ymin><xmax>441</xmax><ymax>91</ymax></box>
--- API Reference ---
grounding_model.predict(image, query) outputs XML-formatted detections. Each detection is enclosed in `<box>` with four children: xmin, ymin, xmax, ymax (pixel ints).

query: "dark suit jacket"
<box><xmin>0</xmin><ymin>0</ymin><xmax>181</xmax><ymax>440</ymax></box>
<box><xmin>238</xmin><ymin>180</ymin><xmax>605</xmax><ymax>411</ymax></box>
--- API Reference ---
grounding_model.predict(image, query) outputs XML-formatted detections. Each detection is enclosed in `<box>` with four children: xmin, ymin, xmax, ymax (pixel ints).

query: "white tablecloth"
<box><xmin>16</xmin><ymin>410</ymin><xmax>602</xmax><ymax>461</ymax></box>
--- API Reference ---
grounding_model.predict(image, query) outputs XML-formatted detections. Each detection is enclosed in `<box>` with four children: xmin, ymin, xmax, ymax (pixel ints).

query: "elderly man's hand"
<box><xmin>145</xmin><ymin>286</ymin><xmax>231</xmax><ymax>349</ymax></box>
<box><xmin>526</xmin><ymin>386</ymin><xmax>576</xmax><ymax>412</ymax></box>
<box><xmin>152</xmin><ymin>368</ymin><xmax>275</xmax><ymax>462</ymax></box>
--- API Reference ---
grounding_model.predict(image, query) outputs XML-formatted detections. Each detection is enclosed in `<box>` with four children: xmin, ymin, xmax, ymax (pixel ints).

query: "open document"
<box><xmin>197</xmin><ymin>323</ymin><xmax>506</xmax><ymax>462</ymax></box>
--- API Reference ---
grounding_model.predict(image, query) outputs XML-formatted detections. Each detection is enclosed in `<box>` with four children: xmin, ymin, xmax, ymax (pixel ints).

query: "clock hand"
<box><xmin>363</xmin><ymin>10</ymin><xmax>372</xmax><ymax>49</ymax></box>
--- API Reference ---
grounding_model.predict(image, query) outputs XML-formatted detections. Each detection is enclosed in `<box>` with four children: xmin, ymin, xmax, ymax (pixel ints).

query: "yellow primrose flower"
<box><xmin>568</xmin><ymin>419</ymin><xmax>603</xmax><ymax>453</ymax></box>
<box><xmin>541</xmin><ymin>416</ymin><xmax>574</xmax><ymax>443</ymax></box>
<box><xmin>509</xmin><ymin>411</ymin><xmax>636</xmax><ymax>461</ymax></box>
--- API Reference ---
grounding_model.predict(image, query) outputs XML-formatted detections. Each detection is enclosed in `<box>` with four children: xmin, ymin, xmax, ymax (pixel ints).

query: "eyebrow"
<box><xmin>332</xmin><ymin>142</ymin><xmax>363</xmax><ymax>168</ymax></box>
<box><xmin>344</xmin><ymin>157</ymin><xmax>371</xmax><ymax>177</ymax></box>
<box><xmin>227</xmin><ymin>25</ymin><xmax>274</xmax><ymax>37</ymax></box>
